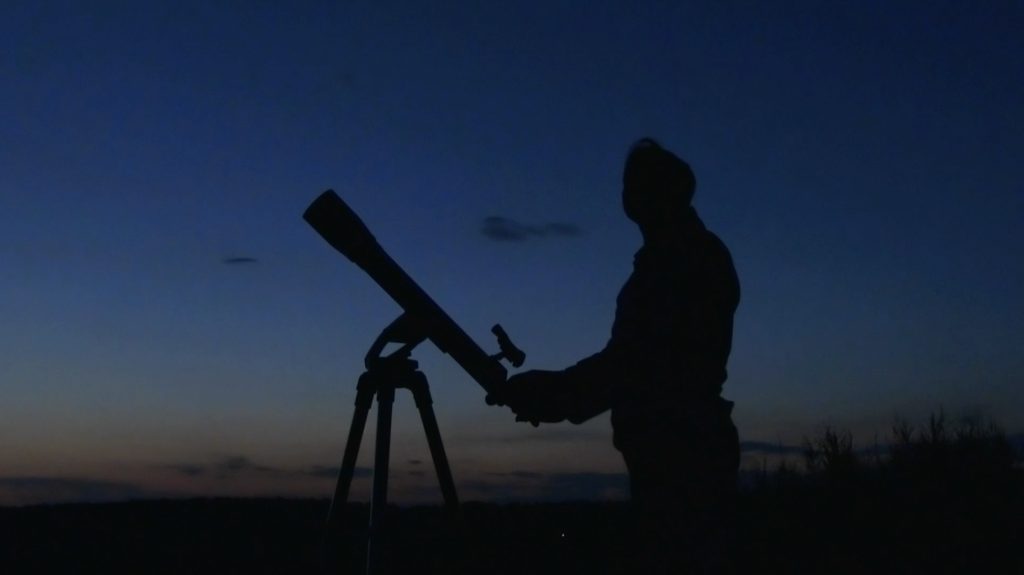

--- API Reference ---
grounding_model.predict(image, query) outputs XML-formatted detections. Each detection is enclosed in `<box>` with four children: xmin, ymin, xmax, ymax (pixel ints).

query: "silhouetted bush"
<box><xmin>756</xmin><ymin>412</ymin><xmax>1024</xmax><ymax>574</ymax></box>
<box><xmin>802</xmin><ymin>425</ymin><xmax>859</xmax><ymax>479</ymax></box>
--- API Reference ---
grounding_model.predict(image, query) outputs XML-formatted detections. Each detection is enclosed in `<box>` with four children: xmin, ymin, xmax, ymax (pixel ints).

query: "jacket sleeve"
<box><xmin>558</xmin><ymin>349</ymin><xmax>617</xmax><ymax>423</ymax></box>
<box><xmin>559</xmin><ymin>271</ymin><xmax>647</xmax><ymax>422</ymax></box>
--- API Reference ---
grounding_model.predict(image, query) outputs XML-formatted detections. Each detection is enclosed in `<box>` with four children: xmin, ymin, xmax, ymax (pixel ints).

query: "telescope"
<box><xmin>303</xmin><ymin>190</ymin><xmax>524</xmax><ymax>390</ymax></box>
<box><xmin>304</xmin><ymin>189</ymin><xmax>524</xmax><ymax>574</ymax></box>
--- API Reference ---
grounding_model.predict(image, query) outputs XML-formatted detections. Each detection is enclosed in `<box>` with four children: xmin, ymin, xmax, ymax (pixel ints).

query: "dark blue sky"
<box><xmin>2</xmin><ymin>1</ymin><xmax>1022</xmax><ymax>504</ymax></box>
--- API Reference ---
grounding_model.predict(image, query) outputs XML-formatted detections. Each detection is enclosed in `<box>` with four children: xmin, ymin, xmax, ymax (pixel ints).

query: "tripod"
<box><xmin>324</xmin><ymin>315</ymin><xmax>461</xmax><ymax>574</ymax></box>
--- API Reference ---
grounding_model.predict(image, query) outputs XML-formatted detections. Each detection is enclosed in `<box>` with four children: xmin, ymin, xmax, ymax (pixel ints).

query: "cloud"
<box><xmin>489</xmin><ymin>470</ymin><xmax>544</xmax><ymax>479</ymax></box>
<box><xmin>0</xmin><ymin>477</ymin><xmax>160</xmax><ymax>506</ymax></box>
<box><xmin>740</xmin><ymin>441</ymin><xmax>805</xmax><ymax>455</ymax></box>
<box><xmin>453</xmin><ymin>427</ymin><xmax>608</xmax><ymax>445</ymax></box>
<box><xmin>166</xmin><ymin>464</ymin><xmax>206</xmax><ymax>477</ymax></box>
<box><xmin>163</xmin><ymin>457</ymin><xmax>273</xmax><ymax>479</ymax></box>
<box><xmin>222</xmin><ymin>256</ymin><xmax>259</xmax><ymax>264</ymax></box>
<box><xmin>304</xmin><ymin>465</ymin><xmax>340</xmax><ymax>479</ymax></box>
<box><xmin>219</xmin><ymin>456</ymin><xmax>278</xmax><ymax>475</ymax></box>
<box><xmin>481</xmin><ymin>216</ymin><xmax>582</xmax><ymax>242</ymax></box>
<box><xmin>163</xmin><ymin>457</ymin><xmax>370</xmax><ymax>481</ymax></box>
<box><xmin>462</xmin><ymin>471</ymin><xmax>628</xmax><ymax>502</ymax></box>
<box><xmin>304</xmin><ymin>464</ymin><xmax>371</xmax><ymax>479</ymax></box>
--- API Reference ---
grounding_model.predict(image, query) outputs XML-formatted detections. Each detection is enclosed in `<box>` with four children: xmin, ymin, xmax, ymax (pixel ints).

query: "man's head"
<box><xmin>622</xmin><ymin>138</ymin><xmax>696</xmax><ymax>229</ymax></box>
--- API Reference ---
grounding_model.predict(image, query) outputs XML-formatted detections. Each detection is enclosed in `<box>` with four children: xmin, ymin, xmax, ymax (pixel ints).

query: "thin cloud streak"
<box><xmin>222</xmin><ymin>256</ymin><xmax>259</xmax><ymax>264</ymax></box>
<box><xmin>481</xmin><ymin>216</ymin><xmax>583</xmax><ymax>242</ymax></box>
<box><xmin>162</xmin><ymin>457</ymin><xmax>369</xmax><ymax>480</ymax></box>
<box><xmin>451</xmin><ymin>428</ymin><xmax>609</xmax><ymax>445</ymax></box>
<box><xmin>740</xmin><ymin>441</ymin><xmax>805</xmax><ymax>455</ymax></box>
<box><xmin>0</xmin><ymin>477</ymin><xmax>161</xmax><ymax>506</ymax></box>
<box><xmin>461</xmin><ymin>471</ymin><xmax>628</xmax><ymax>502</ymax></box>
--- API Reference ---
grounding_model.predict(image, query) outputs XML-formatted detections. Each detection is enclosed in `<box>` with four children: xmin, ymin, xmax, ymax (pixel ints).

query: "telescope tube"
<box><xmin>303</xmin><ymin>190</ymin><xmax>508</xmax><ymax>393</ymax></box>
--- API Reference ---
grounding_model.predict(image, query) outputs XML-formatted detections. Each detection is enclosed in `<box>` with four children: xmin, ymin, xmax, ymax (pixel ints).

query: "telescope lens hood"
<box><xmin>303</xmin><ymin>190</ymin><xmax>378</xmax><ymax>266</ymax></box>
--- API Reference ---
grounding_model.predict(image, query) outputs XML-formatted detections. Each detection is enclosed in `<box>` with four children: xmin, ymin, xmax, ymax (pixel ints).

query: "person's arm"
<box><xmin>501</xmin><ymin>268</ymin><xmax>648</xmax><ymax>424</ymax></box>
<box><xmin>557</xmin><ymin>337</ymin><xmax>626</xmax><ymax>423</ymax></box>
<box><xmin>497</xmin><ymin>347</ymin><xmax>619</xmax><ymax>425</ymax></box>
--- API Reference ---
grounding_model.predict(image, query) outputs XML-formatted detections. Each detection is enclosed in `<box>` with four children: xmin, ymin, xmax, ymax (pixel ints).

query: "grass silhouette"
<box><xmin>743</xmin><ymin>412</ymin><xmax>1022</xmax><ymax>574</ymax></box>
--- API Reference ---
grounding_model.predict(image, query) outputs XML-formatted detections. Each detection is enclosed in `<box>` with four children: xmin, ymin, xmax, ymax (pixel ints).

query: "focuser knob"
<box><xmin>491</xmin><ymin>324</ymin><xmax>526</xmax><ymax>368</ymax></box>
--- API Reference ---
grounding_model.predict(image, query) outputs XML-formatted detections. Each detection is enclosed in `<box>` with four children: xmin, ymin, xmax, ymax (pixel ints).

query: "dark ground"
<box><xmin>1</xmin><ymin>476</ymin><xmax>1020</xmax><ymax>575</ymax></box>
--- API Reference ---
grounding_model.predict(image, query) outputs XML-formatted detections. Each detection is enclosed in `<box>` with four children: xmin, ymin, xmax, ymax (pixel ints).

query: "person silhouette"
<box><xmin>494</xmin><ymin>138</ymin><xmax>741</xmax><ymax>574</ymax></box>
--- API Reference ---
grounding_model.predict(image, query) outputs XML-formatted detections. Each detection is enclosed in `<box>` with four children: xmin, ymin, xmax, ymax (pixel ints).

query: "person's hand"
<box><xmin>487</xmin><ymin>370</ymin><xmax>571</xmax><ymax>426</ymax></box>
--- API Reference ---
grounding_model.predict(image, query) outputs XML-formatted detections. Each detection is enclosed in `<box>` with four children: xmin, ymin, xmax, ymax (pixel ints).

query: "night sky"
<box><xmin>2</xmin><ymin>1</ymin><xmax>1022</xmax><ymax>506</ymax></box>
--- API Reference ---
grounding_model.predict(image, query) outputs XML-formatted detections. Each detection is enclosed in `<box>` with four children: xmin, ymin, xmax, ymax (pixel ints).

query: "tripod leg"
<box><xmin>408</xmin><ymin>375</ymin><xmax>460</xmax><ymax>514</ymax></box>
<box><xmin>327</xmin><ymin>374</ymin><xmax>376</xmax><ymax>530</ymax></box>
<box><xmin>367</xmin><ymin>382</ymin><xmax>395</xmax><ymax>575</ymax></box>
<box><xmin>323</xmin><ymin>374</ymin><xmax>377</xmax><ymax>574</ymax></box>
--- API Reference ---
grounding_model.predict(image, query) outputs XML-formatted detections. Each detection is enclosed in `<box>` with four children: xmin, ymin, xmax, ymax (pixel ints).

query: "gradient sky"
<box><xmin>2</xmin><ymin>1</ymin><xmax>1022</xmax><ymax>505</ymax></box>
